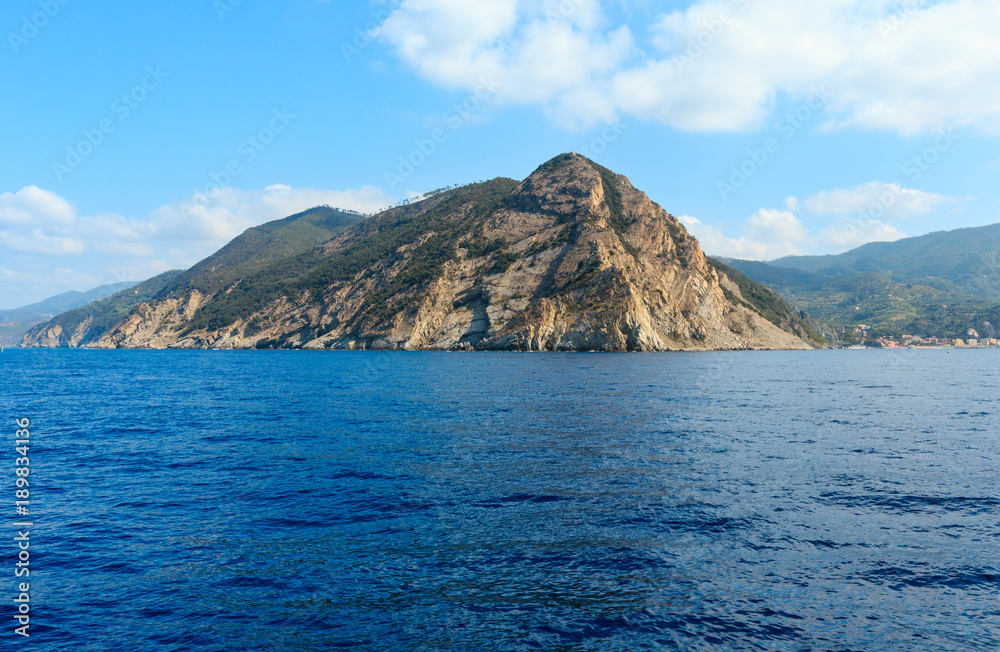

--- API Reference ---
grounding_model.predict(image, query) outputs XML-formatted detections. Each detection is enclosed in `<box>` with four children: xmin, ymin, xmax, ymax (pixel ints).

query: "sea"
<box><xmin>1</xmin><ymin>348</ymin><xmax>998</xmax><ymax>651</ymax></box>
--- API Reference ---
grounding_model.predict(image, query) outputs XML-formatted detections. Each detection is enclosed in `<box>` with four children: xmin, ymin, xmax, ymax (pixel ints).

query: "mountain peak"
<box><xmin>506</xmin><ymin>153</ymin><xmax>606</xmax><ymax>220</ymax></box>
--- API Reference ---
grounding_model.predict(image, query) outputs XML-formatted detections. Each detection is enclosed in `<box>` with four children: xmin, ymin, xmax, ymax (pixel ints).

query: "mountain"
<box><xmin>21</xmin><ymin>206</ymin><xmax>366</xmax><ymax>348</ymax></box>
<box><xmin>62</xmin><ymin>154</ymin><xmax>829</xmax><ymax>351</ymax></box>
<box><xmin>0</xmin><ymin>282</ymin><xmax>138</xmax><ymax>347</ymax></box>
<box><xmin>722</xmin><ymin>222</ymin><xmax>1000</xmax><ymax>340</ymax></box>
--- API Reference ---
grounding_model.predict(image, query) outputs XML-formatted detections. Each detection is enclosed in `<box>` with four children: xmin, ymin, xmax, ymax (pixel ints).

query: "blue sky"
<box><xmin>2</xmin><ymin>0</ymin><xmax>999</xmax><ymax>309</ymax></box>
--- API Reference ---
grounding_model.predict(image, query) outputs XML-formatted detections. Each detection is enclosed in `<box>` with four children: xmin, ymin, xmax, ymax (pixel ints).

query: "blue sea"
<box><xmin>2</xmin><ymin>349</ymin><xmax>999</xmax><ymax>651</ymax></box>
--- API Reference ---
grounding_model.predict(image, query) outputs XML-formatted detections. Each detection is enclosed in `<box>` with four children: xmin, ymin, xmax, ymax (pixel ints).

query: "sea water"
<box><xmin>1</xmin><ymin>349</ymin><xmax>998</xmax><ymax>650</ymax></box>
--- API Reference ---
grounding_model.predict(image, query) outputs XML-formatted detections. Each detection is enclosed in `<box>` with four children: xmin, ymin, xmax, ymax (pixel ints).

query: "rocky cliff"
<box><xmin>28</xmin><ymin>154</ymin><xmax>830</xmax><ymax>351</ymax></box>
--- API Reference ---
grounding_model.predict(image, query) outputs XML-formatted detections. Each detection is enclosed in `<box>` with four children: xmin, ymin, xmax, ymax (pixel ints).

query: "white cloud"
<box><xmin>796</xmin><ymin>182</ymin><xmax>952</xmax><ymax>219</ymax></box>
<box><xmin>0</xmin><ymin>184</ymin><xmax>390</xmax><ymax>260</ymax></box>
<box><xmin>0</xmin><ymin>260</ymin><xmax>104</xmax><ymax>311</ymax></box>
<box><xmin>381</xmin><ymin>0</ymin><xmax>520</xmax><ymax>81</ymax></box>
<box><xmin>0</xmin><ymin>186</ymin><xmax>76</xmax><ymax>227</ymax></box>
<box><xmin>92</xmin><ymin>241</ymin><xmax>157</xmax><ymax>257</ymax></box>
<box><xmin>746</xmin><ymin>208</ymin><xmax>809</xmax><ymax>244</ymax></box>
<box><xmin>819</xmin><ymin>216</ymin><xmax>908</xmax><ymax>247</ymax></box>
<box><xmin>259</xmin><ymin>184</ymin><xmax>392</xmax><ymax>218</ymax></box>
<box><xmin>0</xmin><ymin>229</ymin><xmax>85</xmax><ymax>255</ymax></box>
<box><xmin>681</xmin><ymin>217</ymin><xmax>779</xmax><ymax>259</ymax></box>
<box><xmin>681</xmin><ymin>208</ymin><xmax>809</xmax><ymax>259</ymax></box>
<box><xmin>683</xmin><ymin>192</ymin><xmax>915</xmax><ymax>260</ymax></box>
<box><xmin>76</xmin><ymin>213</ymin><xmax>158</xmax><ymax>243</ymax></box>
<box><xmin>380</xmin><ymin>0</ymin><xmax>1000</xmax><ymax>134</ymax></box>
<box><xmin>381</xmin><ymin>0</ymin><xmax>634</xmax><ymax>128</ymax></box>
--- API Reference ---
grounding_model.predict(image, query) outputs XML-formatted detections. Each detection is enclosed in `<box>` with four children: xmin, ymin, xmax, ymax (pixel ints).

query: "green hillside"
<box><xmin>770</xmin><ymin>223</ymin><xmax>1000</xmax><ymax>298</ymax></box>
<box><xmin>162</xmin><ymin>206</ymin><xmax>367</xmax><ymax>295</ymax></box>
<box><xmin>707</xmin><ymin>259</ymin><xmax>832</xmax><ymax>345</ymax></box>
<box><xmin>22</xmin><ymin>156</ymin><xmax>833</xmax><ymax>351</ymax></box>
<box><xmin>1</xmin><ymin>282</ymin><xmax>139</xmax><ymax>323</ymax></box>
<box><xmin>723</xmin><ymin>222</ymin><xmax>1000</xmax><ymax>340</ymax></box>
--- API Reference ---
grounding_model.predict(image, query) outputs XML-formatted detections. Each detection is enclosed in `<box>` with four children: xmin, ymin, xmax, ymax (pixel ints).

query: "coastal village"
<box><xmin>850</xmin><ymin>325</ymin><xmax>1000</xmax><ymax>348</ymax></box>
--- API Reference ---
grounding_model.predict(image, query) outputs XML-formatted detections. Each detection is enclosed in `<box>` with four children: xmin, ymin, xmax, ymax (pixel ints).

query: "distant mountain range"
<box><xmin>721</xmin><ymin>223</ymin><xmax>1000</xmax><ymax>341</ymax></box>
<box><xmin>21</xmin><ymin>154</ymin><xmax>831</xmax><ymax>351</ymax></box>
<box><xmin>0</xmin><ymin>282</ymin><xmax>139</xmax><ymax>347</ymax></box>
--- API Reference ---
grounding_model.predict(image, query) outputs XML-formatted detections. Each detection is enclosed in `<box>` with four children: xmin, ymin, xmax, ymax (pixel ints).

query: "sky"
<box><xmin>2</xmin><ymin>0</ymin><xmax>999</xmax><ymax>309</ymax></box>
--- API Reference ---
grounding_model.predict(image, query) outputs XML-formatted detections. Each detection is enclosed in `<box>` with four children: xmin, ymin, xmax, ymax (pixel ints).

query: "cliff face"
<box><xmin>30</xmin><ymin>154</ymin><xmax>827</xmax><ymax>351</ymax></box>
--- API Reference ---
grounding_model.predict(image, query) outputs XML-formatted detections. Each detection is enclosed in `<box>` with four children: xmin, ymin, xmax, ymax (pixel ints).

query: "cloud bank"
<box><xmin>380</xmin><ymin>0</ymin><xmax>1000</xmax><ymax>134</ymax></box>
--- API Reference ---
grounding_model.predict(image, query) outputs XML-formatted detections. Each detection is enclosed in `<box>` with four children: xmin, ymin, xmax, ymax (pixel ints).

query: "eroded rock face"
<box><xmin>89</xmin><ymin>292</ymin><xmax>205</xmax><ymax>349</ymax></box>
<box><xmin>86</xmin><ymin>154</ymin><xmax>819</xmax><ymax>351</ymax></box>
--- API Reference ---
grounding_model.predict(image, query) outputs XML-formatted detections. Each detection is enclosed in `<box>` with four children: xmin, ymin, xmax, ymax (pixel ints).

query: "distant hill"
<box><xmin>62</xmin><ymin>154</ymin><xmax>831</xmax><ymax>351</ymax></box>
<box><xmin>0</xmin><ymin>282</ymin><xmax>138</xmax><ymax>347</ymax></box>
<box><xmin>722</xmin><ymin>222</ymin><xmax>1000</xmax><ymax>340</ymax></box>
<box><xmin>21</xmin><ymin>206</ymin><xmax>367</xmax><ymax>348</ymax></box>
<box><xmin>770</xmin><ymin>223</ymin><xmax>1000</xmax><ymax>298</ymax></box>
<box><xmin>1</xmin><ymin>282</ymin><xmax>139</xmax><ymax>323</ymax></box>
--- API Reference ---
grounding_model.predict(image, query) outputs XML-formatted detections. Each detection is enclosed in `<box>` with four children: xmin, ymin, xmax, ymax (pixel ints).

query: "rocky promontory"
<box><xmin>24</xmin><ymin>154</ymin><xmax>831</xmax><ymax>351</ymax></box>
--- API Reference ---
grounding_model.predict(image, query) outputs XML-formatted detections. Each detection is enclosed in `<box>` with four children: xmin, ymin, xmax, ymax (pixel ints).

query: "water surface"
<box><xmin>2</xmin><ymin>349</ymin><xmax>998</xmax><ymax>650</ymax></box>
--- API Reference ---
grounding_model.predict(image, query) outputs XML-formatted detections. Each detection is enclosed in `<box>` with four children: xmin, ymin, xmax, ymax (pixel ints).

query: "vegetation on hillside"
<box><xmin>24</xmin><ymin>156</ymin><xmax>833</xmax><ymax>351</ymax></box>
<box><xmin>772</xmin><ymin>224</ymin><xmax>1000</xmax><ymax>294</ymax></box>
<box><xmin>585</xmin><ymin>158</ymin><xmax>640</xmax><ymax>258</ymax></box>
<box><xmin>2</xmin><ymin>281</ymin><xmax>140</xmax><ymax>346</ymax></box>
<box><xmin>723</xmin><ymin>223</ymin><xmax>1000</xmax><ymax>339</ymax></box>
<box><xmin>1</xmin><ymin>282</ymin><xmax>139</xmax><ymax>323</ymax></box>
<box><xmin>162</xmin><ymin>206</ymin><xmax>366</xmax><ymax>296</ymax></box>
<box><xmin>181</xmin><ymin>162</ymin><xmax>827</xmax><ymax>347</ymax></box>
